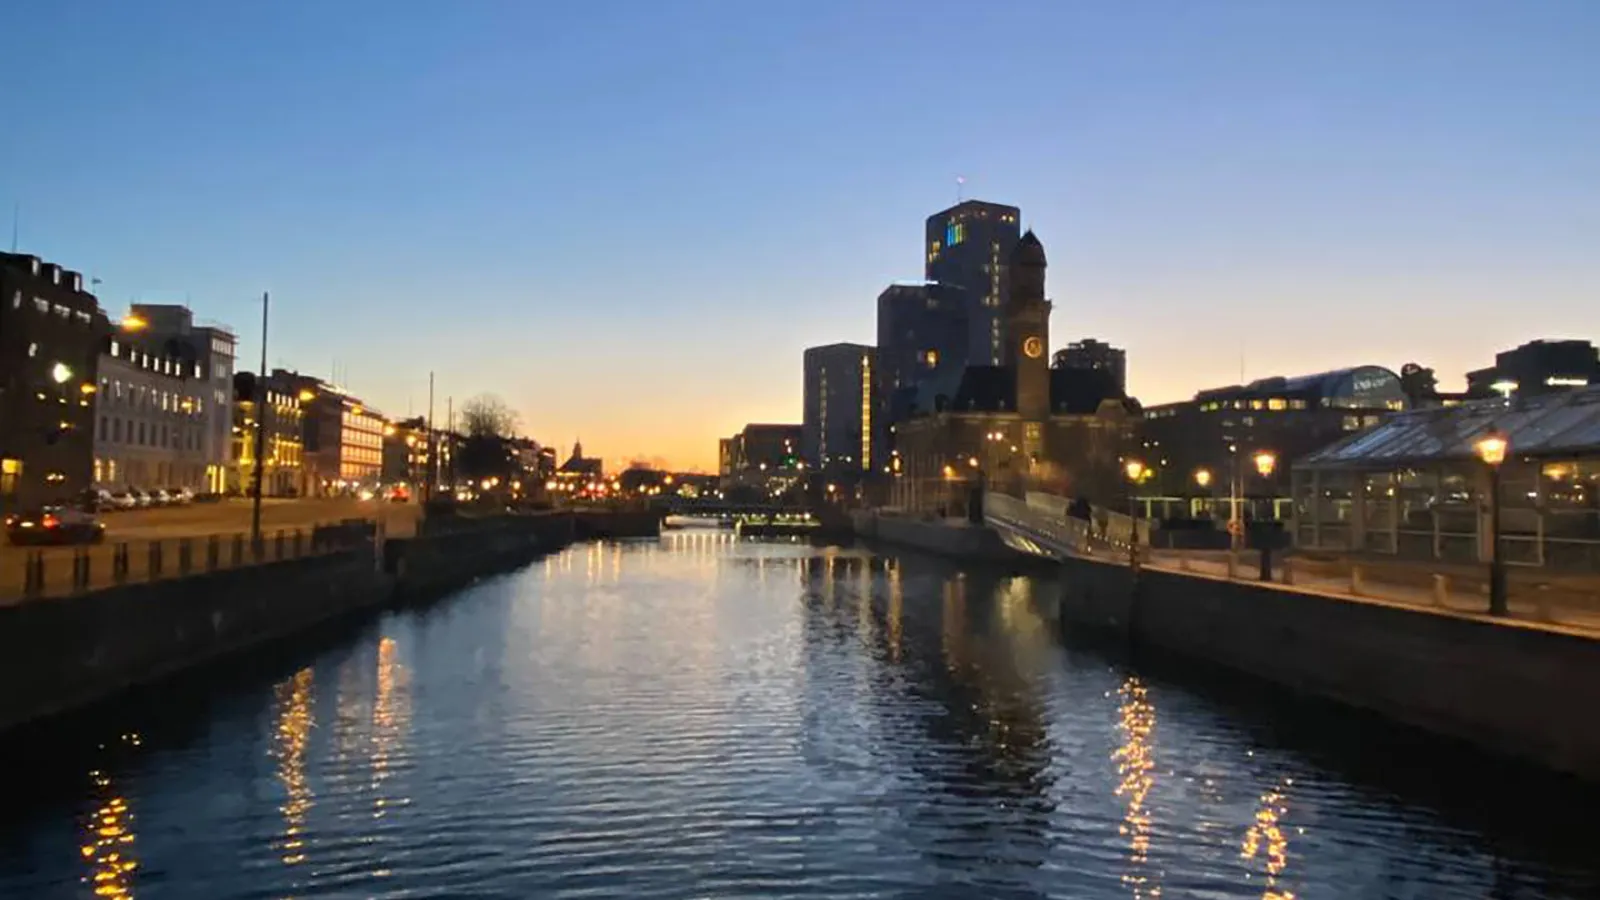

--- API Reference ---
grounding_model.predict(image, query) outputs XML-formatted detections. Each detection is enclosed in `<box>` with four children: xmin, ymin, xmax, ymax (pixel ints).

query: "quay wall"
<box><xmin>1058</xmin><ymin>555</ymin><xmax>1600</xmax><ymax>781</ymax></box>
<box><xmin>0</xmin><ymin>511</ymin><xmax>597</xmax><ymax>734</ymax></box>
<box><xmin>853</xmin><ymin>511</ymin><xmax>1022</xmax><ymax>564</ymax></box>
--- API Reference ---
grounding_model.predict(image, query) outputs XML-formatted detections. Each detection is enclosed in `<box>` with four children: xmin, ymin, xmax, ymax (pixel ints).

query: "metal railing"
<box><xmin>1</xmin><ymin>519</ymin><xmax>379</xmax><ymax>602</ymax></box>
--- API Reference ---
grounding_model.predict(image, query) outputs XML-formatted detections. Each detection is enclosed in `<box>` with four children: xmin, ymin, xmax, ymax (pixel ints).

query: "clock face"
<box><xmin>1022</xmin><ymin>336</ymin><xmax>1044</xmax><ymax>359</ymax></box>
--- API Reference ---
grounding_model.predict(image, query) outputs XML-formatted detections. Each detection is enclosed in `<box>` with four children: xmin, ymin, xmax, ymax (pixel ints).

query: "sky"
<box><xmin>3</xmin><ymin>1</ymin><xmax>1597</xmax><ymax>471</ymax></box>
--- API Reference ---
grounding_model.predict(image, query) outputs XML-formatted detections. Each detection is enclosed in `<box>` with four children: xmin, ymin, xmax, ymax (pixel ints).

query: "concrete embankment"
<box><xmin>0</xmin><ymin>510</ymin><xmax>634</xmax><ymax>734</ymax></box>
<box><xmin>1057</xmin><ymin>554</ymin><xmax>1600</xmax><ymax>782</ymax></box>
<box><xmin>852</xmin><ymin>511</ymin><xmax>1022</xmax><ymax>564</ymax></box>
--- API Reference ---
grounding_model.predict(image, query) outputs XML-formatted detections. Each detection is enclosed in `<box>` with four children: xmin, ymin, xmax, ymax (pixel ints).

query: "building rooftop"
<box><xmin>1299</xmin><ymin>386</ymin><xmax>1600</xmax><ymax>470</ymax></box>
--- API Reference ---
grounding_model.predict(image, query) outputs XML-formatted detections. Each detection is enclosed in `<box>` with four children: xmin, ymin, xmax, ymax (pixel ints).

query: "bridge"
<box><xmin>658</xmin><ymin>497</ymin><xmax>807</xmax><ymax>518</ymax></box>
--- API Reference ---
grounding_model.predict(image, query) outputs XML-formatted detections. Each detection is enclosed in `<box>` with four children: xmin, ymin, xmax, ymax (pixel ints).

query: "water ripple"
<box><xmin>1</xmin><ymin>537</ymin><xmax>1598</xmax><ymax>899</ymax></box>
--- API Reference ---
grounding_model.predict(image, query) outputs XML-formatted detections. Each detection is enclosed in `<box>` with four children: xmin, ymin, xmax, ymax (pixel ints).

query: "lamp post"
<box><xmin>1474</xmin><ymin>428</ymin><xmax>1509</xmax><ymax>616</ymax></box>
<box><xmin>1124</xmin><ymin>459</ymin><xmax>1145</xmax><ymax>571</ymax></box>
<box><xmin>1252</xmin><ymin>450</ymin><xmax>1277</xmax><ymax>581</ymax></box>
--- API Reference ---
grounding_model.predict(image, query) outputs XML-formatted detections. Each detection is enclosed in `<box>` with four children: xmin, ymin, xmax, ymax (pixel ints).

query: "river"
<box><xmin>1</xmin><ymin>531</ymin><xmax>1596</xmax><ymax>898</ymax></box>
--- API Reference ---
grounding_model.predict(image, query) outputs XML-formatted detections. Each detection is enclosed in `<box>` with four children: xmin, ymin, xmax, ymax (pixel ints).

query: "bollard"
<box><xmin>73</xmin><ymin>549</ymin><xmax>89</xmax><ymax>592</ymax></box>
<box><xmin>1281</xmin><ymin>556</ymin><xmax>1294</xmax><ymax>585</ymax></box>
<box><xmin>275</xmin><ymin>530</ymin><xmax>285</xmax><ymax>561</ymax></box>
<box><xmin>178</xmin><ymin>538</ymin><xmax>194</xmax><ymax>575</ymax></box>
<box><xmin>1432</xmin><ymin>573</ymin><xmax>1448</xmax><ymax>606</ymax></box>
<box><xmin>232</xmin><ymin>534</ymin><xmax>244</xmax><ymax>567</ymax></box>
<box><xmin>1350</xmin><ymin>564</ymin><xmax>1365</xmax><ymax>596</ymax></box>
<box><xmin>207</xmin><ymin>535</ymin><xmax>220</xmax><ymax>571</ymax></box>
<box><xmin>252</xmin><ymin>535</ymin><xmax>265</xmax><ymax>563</ymax></box>
<box><xmin>1258</xmin><ymin>545</ymin><xmax>1273</xmax><ymax>583</ymax></box>
<box><xmin>292</xmin><ymin>529</ymin><xmax>304</xmax><ymax>558</ymax></box>
<box><xmin>1178</xmin><ymin>553</ymin><xmax>1190</xmax><ymax>572</ymax></box>
<box><xmin>148</xmin><ymin>541</ymin><xmax>164</xmax><ymax>580</ymax></box>
<box><xmin>113</xmin><ymin>543</ymin><xmax>129</xmax><ymax>584</ymax></box>
<box><xmin>24</xmin><ymin>551</ymin><xmax>44</xmax><ymax>597</ymax></box>
<box><xmin>1226</xmin><ymin>551</ymin><xmax>1238</xmax><ymax>580</ymax></box>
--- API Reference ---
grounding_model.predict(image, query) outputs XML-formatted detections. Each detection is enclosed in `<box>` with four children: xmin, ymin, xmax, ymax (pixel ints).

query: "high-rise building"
<box><xmin>924</xmin><ymin>200</ymin><xmax>1022</xmax><ymax>367</ymax></box>
<box><xmin>1053</xmin><ymin>338</ymin><xmax>1127</xmax><ymax>397</ymax></box>
<box><xmin>0</xmin><ymin>253</ymin><xmax>109</xmax><ymax>508</ymax></box>
<box><xmin>802</xmin><ymin>343</ymin><xmax>876</xmax><ymax>474</ymax></box>
<box><xmin>875</xmin><ymin>282</ymin><xmax>967</xmax><ymax>424</ymax></box>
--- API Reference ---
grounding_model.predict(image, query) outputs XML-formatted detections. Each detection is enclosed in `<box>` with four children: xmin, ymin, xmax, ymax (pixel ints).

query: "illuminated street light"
<box><xmin>968</xmin><ymin>456</ymin><xmax>979</xmax><ymax>468</ymax></box>
<box><xmin>1253</xmin><ymin>450</ymin><xmax>1277</xmax><ymax>478</ymax></box>
<box><xmin>1124</xmin><ymin>459</ymin><xmax>1145</xmax><ymax>483</ymax></box>
<box><xmin>50</xmin><ymin>362</ymin><xmax>72</xmax><ymax>384</ymax></box>
<box><xmin>297</xmin><ymin>389</ymin><xmax>315</xmax><ymax>402</ymax></box>
<box><xmin>1475</xmin><ymin>427</ymin><xmax>1510</xmax><ymax>616</ymax></box>
<box><xmin>120</xmin><ymin>314</ymin><xmax>148</xmax><ymax>331</ymax></box>
<box><xmin>1194</xmin><ymin>468</ymin><xmax>1212</xmax><ymax>488</ymax></box>
<box><xmin>1123</xmin><ymin>460</ymin><xmax>1145</xmax><ymax>571</ymax></box>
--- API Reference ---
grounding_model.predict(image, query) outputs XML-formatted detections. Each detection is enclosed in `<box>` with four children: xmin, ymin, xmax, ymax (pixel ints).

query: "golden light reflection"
<box><xmin>1114</xmin><ymin>675</ymin><xmax>1161</xmax><ymax>899</ymax></box>
<box><xmin>886</xmin><ymin>560</ymin><xmax>902</xmax><ymax>663</ymax></box>
<box><xmin>80</xmin><ymin>765</ymin><xmax>139</xmax><ymax>898</ymax></box>
<box><xmin>371</xmin><ymin>637</ymin><xmax>412</xmax><ymax>830</ymax></box>
<box><xmin>272</xmin><ymin>667</ymin><xmax>315</xmax><ymax>867</ymax></box>
<box><xmin>1241</xmin><ymin>784</ymin><xmax>1295</xmax><ymax>900</ymax></box>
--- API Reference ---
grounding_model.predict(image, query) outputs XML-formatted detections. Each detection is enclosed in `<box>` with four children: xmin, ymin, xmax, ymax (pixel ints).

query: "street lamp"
<box><xmin>1253</xmin><ymin>450</ymin><xmax>1277</xmax><ymax>479</ymax></box>
<box><xmin>1194</xmin><ymin>468</ymin><xmax>1212</xmax><ymax>489</ymax></box>
<box><xmin>50</xmin><ymin>362</ymin><xmax>72</xmax><ymax>384</ymax></box>
<box><xmin>1475</xmin><ymin>427</ymin><xmax>1509</xmax><ymax>616</ymax></box>
<box><xmin>1124</xmin><ymin>459</ymin><xmax>1145</xmax><ymax>570</ymax></box>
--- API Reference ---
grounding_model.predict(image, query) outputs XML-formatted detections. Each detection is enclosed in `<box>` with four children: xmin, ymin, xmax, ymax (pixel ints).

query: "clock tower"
<box><xmin>1007</xmin><ymin>230</ymin><xmax>1051</xmax><ymax>424</ymax></box>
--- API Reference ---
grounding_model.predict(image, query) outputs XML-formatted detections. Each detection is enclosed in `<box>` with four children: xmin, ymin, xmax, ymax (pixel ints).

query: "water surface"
<box><xmin>1</xmin><ymin>531</ymin><xmax>1595</xmax><ymax>898</ymax></box>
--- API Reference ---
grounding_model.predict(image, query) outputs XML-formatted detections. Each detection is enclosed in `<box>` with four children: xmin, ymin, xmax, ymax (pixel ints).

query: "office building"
<box><xmin>875</xmin><ymin>282</ymin><xmax>968</xmax><ymax>424</ymax></box>
<box><xmin>270</xmin><ymin>370</ymin><xmax>385</xmax><ymax>494</ymax></box>
<box><xmin>0</xmin><ymin>252</ymin><xmax>108</xmax><ymax>508</ymax></box>
<box><xmin>231</xmin><ymin>371</ymin><xmax>305</xmax><ymax>496</ymax></box>
<box><xmin>1137</xmin><ymin>365</ymin><xmax>1408</xmax><ymax>520</ymax></box>
<box><xmin>1053</xmin><ymin>338</ymin><xmax>1127</xmax><ymax>397</ymax></box>
<box><xmin>802</xmin><ymin>343</ymin><xmax>876</xmax><ymax>474</ymax></box>
<box><xmin>94</xmin><ymin>335</ymin><xmax>212</xmax><ymax>491</ymax></box>
<box><xmin>1465</xmin><ymin>339</ymin><xmax>1600</xmax><ymax>398</ymax></box>
<box><xmin>128</xmin><ymin>304</ymin><xmax>237</xmax><ymax>493</ymax></box>
<box><xmin>924</xmin><ymin>199</ymin><xmax>1022</xmax><ymax>367</ymax></box>
<box><xmin>893</xmin><ymin>232</ymin><xmax>1136</xmax><ymax>514</ymax></box>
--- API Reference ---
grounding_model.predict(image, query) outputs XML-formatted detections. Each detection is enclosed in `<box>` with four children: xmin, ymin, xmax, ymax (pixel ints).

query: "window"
<box><xmin>922</xmin><ymin>350</ymin><xmax>938</xmax><ymax>368</ymax></box>
<box><xmin>113</xmin><ymin>419</ymin><xmax>123</xmax><ymax>442</ymax></box>
<box><xmin>137</xmin><ymin>422</ymin><xmax>146</xmax><ymax>445</ymax></box>
<box><xmin>26</xmin><ymin>342</ymin><xmax>37</xmax><ymax>358</ymax></box>
<box><xmin>1249</xmin><ymin>399</ymin><xmax>1264</xmax><ymax>410</ymax></box>
<box><xmin>99</xmin><ymin>416</ymin><xmax>107</xmax><ymax>438</ymax></box>
<box><xmin>1267</xmin><ymin>398</ymin><xmax>1287</xmax><ymax>411</ymax></box>
<box><xmin>1342</xmin><ymin>415</ymin><xmax>1361</xmax><ymax>431</ymax></box>
<box><xmin>1291</xmin><ymin>399</ymin><xmax>1308</xmax><ymax>410</ymax></box>
<box><xmin>74</xmin><ymin>310</ymin><xmax>91</xmax><ymax>325</ymax></box>
<box><xmin>110</xmin><ymin>340</ymin><xmax>120</xmax><ymax>357</ymax></box>
<box><xmin>9</xmin><ymin>291</ymin><xmax>18</xmax><ymax>308</ymax></box>
<box><xmin>54</xmin><ymin>304</ymin><xmax>70</xmax><ymax>319</ymax></box>
<box><xmin>33</xmin><ymin>297</ymin><xmax>48</xmax><ymax>313</ymax></box>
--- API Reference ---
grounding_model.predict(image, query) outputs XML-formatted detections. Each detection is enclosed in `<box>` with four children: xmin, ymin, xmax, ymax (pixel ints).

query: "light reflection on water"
<box><xmin>0</xmin><ymin>532</ymin><xmax>1597</xmax><ymax>899</ymax></box>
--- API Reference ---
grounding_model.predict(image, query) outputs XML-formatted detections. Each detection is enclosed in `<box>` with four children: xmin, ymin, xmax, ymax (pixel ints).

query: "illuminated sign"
<box><xmin>1546</xmin><ymin>376</ymin><xmax>1589</xmax><ymax>387</ymax></box>
<box><xmin>945</xmin><ymin>218</ymin><xmax>965</xmax><ymax>247</ymax></box>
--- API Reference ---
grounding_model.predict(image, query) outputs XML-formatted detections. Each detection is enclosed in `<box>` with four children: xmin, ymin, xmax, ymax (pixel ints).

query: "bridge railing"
<box><xmin>983</xmin><ymin>492</ymin><xmax>1094</xmax><ymax>557</ymax></box>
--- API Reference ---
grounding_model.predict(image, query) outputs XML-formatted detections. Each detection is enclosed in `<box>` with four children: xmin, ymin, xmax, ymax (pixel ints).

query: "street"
<box><xmin>0</xmin><ymin>498</ymin><xmax>421</xmax><ymax>602</ymax></box>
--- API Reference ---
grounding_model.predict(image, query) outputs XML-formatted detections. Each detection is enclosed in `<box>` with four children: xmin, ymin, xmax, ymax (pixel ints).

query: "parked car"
<box><xmin>77</xmin><ymin>488</ymin><xmax>114</xmax><ymax>512</ymax></box>
<box><xmin>128</xmin><ymin>489</ymin><xmax>152</xmax><ymax>508</ymax></box>
<box><xmin>150</xmin><ymin>488</ymin><xmax>175</xmax><ymax>506</ymax></box>
<box><xmin>166</xmin><ymin>486</ymin><xmax>194</xmax><ymax>505</ymax></box>
<box><xmin>5</xmin><ymin>506</ymin><xmax>107</xmax><ymax>546</ymax></box>
<box><xmin>106</xmin><ymin>490</ymin><xmax>139</xmax><ymax>511</ymax></box>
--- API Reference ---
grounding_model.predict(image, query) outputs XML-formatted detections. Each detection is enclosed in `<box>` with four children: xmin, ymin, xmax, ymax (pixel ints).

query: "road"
<box><xmin>0</xmin><ymin>499</ymin><xmax>421</xmax><ymax>602</ymax></box>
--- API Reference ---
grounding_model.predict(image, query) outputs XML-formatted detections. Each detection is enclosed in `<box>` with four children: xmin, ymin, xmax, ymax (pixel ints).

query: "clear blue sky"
<box><xmin>4</xmin><ymin>0</ymin><xmax>1596</xmax><ymax>470</ymax></box>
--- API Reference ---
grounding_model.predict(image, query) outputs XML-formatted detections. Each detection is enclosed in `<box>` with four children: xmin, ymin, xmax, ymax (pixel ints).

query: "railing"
<box><xmin>985</xmin><ymin>491</ymin><xmax>1600</xmax><ymax>634</ymax></box>
<box><xmin>0</xmin><ymin>519</ymin><xmax>379</xmax><ymax>602</ymax></box>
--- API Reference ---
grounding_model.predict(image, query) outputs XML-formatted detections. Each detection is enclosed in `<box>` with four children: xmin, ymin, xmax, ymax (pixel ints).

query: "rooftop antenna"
<box><xmin>8</xmin><ymin>202</ymin><xmax>18</xmax><ymax>252</ymax></box>
<box><xmin>955</xmin><ymin>175</ymin><xmax>966</xmax><ymax>204</ymax></box>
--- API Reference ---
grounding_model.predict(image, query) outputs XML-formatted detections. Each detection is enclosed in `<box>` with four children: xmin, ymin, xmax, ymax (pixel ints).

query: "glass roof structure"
<box><xmin>1298</xmin><ymin>386</ymin><xmax>1600</xmax><ymax>470</ymax></box>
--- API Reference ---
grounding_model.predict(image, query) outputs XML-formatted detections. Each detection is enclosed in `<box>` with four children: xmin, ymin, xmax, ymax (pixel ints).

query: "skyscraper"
<box><xmin>802</xmin><ymin>343</ymin><xmax>876</xmax><ymax>474</ymax></box>
<box><xmin>924</xmin><ymin>200</ymin><xmax>1022</xmax><ymax>367</ymax></box>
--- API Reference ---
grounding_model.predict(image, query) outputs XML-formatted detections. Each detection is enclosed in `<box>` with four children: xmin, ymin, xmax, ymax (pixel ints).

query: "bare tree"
<box><xmin>459</xmin><ymin>393</ymin><xmax>520</xmax><ymax>438</ymax></box>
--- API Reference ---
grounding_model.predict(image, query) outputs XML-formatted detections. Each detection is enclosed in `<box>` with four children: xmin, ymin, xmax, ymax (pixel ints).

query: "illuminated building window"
<box><xmin>1249</xmin><ymin>399</ymin><xmax>1264</xmax><ymax>410</ymax></box>
<box><xmin>1291</xmin><ymin>399</ymin><xmax>1308</xmax><ymax>410</ymax></box>
<box><xmin>1267</xmin><ymin>398</ymin><xmax>1287</xmax><ymax>411</ymax></box>
<box><xmin>922</xmin><ymin>350</ymin><xmax>938</xmax><ymax>368</ymax></box>
<box><xmin>945</xmin><ymin>219</ymin><xmax>965</xmax><ymax>246</ymax></box>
